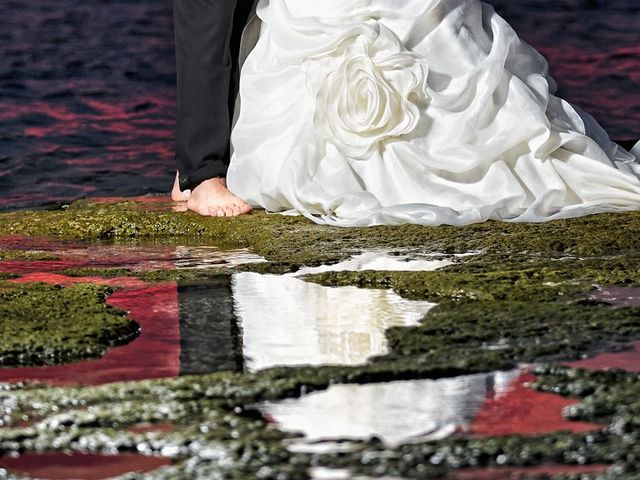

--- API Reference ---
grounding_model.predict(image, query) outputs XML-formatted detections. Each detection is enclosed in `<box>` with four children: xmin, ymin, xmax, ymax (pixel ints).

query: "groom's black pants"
<box><xmin>173</xmin><ymin>0</ymin><xmax>253</xmax><ymax>192</ymax></box>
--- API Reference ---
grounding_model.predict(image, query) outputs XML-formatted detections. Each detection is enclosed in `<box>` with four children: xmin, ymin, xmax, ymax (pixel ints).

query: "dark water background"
<box><xmin>1</xmin><ymin>0</ymin><xmax>638</xmax><ymax>210</ymax></box>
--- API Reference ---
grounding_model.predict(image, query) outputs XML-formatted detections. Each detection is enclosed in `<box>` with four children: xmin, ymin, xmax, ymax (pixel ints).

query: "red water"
<box><xmin>0</xmin><ymin>273</ymin><xmax>181</xmax><ymax>386</ymax></box>
<box><xmin>467</xmin><ymin>371</ymin><xmax>602</xmax><ymax>437</ymax></box>
<box><xmin>127</xmin><ymin>423</ymin><xmax>176</xmax><ymax>435</ymax></box>
<box><xmin>0</xmin><ymin>243</ymin><xmax>181</xmax><ymax>276</ymax></box>
<box><xmin>565</xmin><ymin>341</ymin><xmax>640</xmax><ymax>373</ymax></box>
<box><xmin>0</xmin><ymin>452</ymin><xmax>171</xmax><ymax>480</ymax></box>
<box><xmin>448</xmin><ymin>464</ymin><xmax>610</xmax><ymax>479</ymax></box>
<box><xmin>590</xmin><ymin>286</ymin><xmax>640</xmax><ymax>308</ymax></box>
<box><xmin>0</xmin><ymin>265</ymin><xmax>180</xmax><ymax>478</ymax></box>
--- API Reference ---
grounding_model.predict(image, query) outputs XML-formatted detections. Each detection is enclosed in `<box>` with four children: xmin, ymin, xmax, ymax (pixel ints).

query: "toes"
<box><xmin>196</xmin><ymin>202</ymin><xmax>251</xmax><ymax>217</ymax></box>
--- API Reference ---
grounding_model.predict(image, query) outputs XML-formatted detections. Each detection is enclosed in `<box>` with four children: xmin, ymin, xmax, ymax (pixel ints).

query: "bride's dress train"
<box><xmin>227</xmin><ymin>0</ymin><xmax>640</xmax><ymax>227</ymax></box>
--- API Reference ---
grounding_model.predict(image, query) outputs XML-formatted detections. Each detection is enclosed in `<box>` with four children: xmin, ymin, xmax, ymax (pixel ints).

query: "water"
<box><xmin>293</xmin><ymin>251</ymin><xmax>458</xmax><ymax>276</ymax></box>
<box><xmin>0</xmin><ymin>452</ymin><xmax>170</xmax><ymax>480</ymax></box>
<box><xmin>309</xmin><ymin>465</ymin><xmax>611</xmax><ymax>480</ymax></box>
<box><xmin>260</xmin><ymin>371</ymin><xmax>522</xmax><ymax>448</ymax></box>
<box><xmin>0</xmin><ymin>237</ymin><xmax>636</xmax><ymax>478</ymax></box>
<box><xmin>0</xmin><ymin>242</ymin><xmax>442</xmax><ymax>383</ymax></box>
<box><xmin>234</xmin><ymin>271</ymin><xmax>435</xmax><ymax>371</ymax></box>
<box><xmin>1</xmin><ymin>0</ymin><xmax>638</xmax><ymax>210</ymax></box>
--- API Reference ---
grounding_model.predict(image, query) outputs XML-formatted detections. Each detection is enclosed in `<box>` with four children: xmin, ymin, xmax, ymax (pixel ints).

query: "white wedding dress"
<box><xmin>227</xmin><ymin>0</ymin><xmax>640</xmax><ymax>227</ymax></box>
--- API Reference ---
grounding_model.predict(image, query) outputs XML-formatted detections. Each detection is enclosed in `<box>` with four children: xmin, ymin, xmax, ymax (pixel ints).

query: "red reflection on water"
<box><xmin>127</xmin><ymin>423</ymin><xmax>175</xmax><ymax>435</ymax></box>
<box><xmin>0</xmin><ymin>259</ymin><xmax>132</xmax><ymax>275</ymax></box>
<box><xmin>590</xmin><ymin>286</ymin><xmax>640</xmax><ymax>308</ymax></box>
<box><xmin>16</xmin><ymin>95</ymin><xmax>175</xmax><ymax>141</ymax></box>
<box><xmin>565</xmin><ymin>341</ymin><xmax>640</xmax><ymax>373</ymax></box>
<box><xmin>0</xmin><ymin>274</ymin><xmax>180</xmax><ymax>386</ymax></box>
<box><xmin>0</xmin><ymin>237</ymin><xmax>180</xmax><ymax>276</ymax></box>
<box><xmin>0</xmin><ymin>452</ymin><xmax>170</xmax><ymax>480</ymax></box>
<box><xmin>11</xmin><ymin>271</ymin><xmax>148</xmax><ymax>288</ymax></box>
<box><xmin>449</xmin><ymin>464</ymin><xmax>610</xmax><ymax>480</ymax></box>
<box><xmin>539</xmin><ymin>44</ymin><xmax>640</xmax><ymax>135</ymax></box>
<box><xmin>467</xmin><ymin>372</ymin><xmax>602</xmax><ymax>437</ymax></box>
<box><xmin>0</xmin><ymin>235</ymin><xmax>82</xmax><ymax>251</ymax></box>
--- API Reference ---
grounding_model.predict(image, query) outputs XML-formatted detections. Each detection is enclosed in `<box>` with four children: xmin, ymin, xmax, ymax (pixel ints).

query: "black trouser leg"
<box><xmin>173</xmin><ymin>0</ymin><xmax>238</xmax><ymax>192</ymax></box>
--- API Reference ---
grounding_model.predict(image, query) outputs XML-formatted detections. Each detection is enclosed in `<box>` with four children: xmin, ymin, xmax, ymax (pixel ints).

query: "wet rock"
<box><xmin>0</xmin><ymin>282</ymin><xmax>139</xmax><ymax>367</ymax></box>
<box><xmin>1</xmin><ymin>199</ymin><xmax>640</xmax><ymax>478</ymax></box>
<box><xmin>0</xmin><ymin>250</ymin><xmax>58</xmax><ymax>261</ymax></box>
<box><xmin>2</xmin><ymin>198</ymin><xmax>640</xmax><ymax>262</ymax></box>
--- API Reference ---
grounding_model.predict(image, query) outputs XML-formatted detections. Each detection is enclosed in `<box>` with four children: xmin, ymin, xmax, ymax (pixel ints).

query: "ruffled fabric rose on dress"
<box><xmin>304</xmin><ymin>25</ymin><xmax>429</xmax><ymax>160</ymax></box>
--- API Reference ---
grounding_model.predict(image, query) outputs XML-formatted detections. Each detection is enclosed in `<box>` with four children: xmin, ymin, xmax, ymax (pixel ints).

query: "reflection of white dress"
<box><xmin>227</xmin><ymin>0</ymin><xmax>640</xmax><ymax>227</ymax></box>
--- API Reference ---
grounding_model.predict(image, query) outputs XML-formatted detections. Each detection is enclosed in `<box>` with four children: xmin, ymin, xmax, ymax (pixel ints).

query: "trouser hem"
<box><xmin>178</xmin><ymin>159</ymin><xmax>229</xmax><ymax>192</ymax></box>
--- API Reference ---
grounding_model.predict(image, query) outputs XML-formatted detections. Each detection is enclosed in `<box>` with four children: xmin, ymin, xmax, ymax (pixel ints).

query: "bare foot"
<box><xmin>171</xmin><ymin>171</ymin><xmax>191</xmax><ymax>202</ymax></box>
<box><xmin>187</xmin><ymin>177</ymin><xmax>253</xmax><ymax>217</ymax></box>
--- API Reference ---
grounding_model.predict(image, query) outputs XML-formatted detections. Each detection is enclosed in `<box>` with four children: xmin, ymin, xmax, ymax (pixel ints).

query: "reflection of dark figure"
<box><xmin>171</xmin><ymin>0</ymin><xmax>255</xmax><ymax>216</ymax></box>
<box><xmin>177</xmin><ymin>277</ymin><xmax>244</xmax><ymax>375</ymax></box>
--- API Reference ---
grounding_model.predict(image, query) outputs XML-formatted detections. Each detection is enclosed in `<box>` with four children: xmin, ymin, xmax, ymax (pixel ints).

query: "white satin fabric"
<box><xmin>227</xmin><ymin>0</ymin><xmax>640</xmax><ymax>227</ymax></box>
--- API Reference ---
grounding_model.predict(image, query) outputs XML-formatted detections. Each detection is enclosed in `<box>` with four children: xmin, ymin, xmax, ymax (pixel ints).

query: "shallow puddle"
<box><xmin>0</xmin><ymin>239</ymin><xmax>635</xmax><ymax>478</ymax></box>
<box><xmin>0</xmin><ymin>237</ymin><xmax>266</xmax><ymax>275</ymax></box>
<box><xmin>590</xmin><ymin>285</ymin><xmax>640</xmax><ymax>308</ymax></box>
<box><xmin>0</xmin><ymin>452</ymin><xmax>170</xmax><ymax>480</ymax></box>
<box><xmin>466</xmin><ymin>371</ymin><xmax>602</xmax><ymax>437</ymax></box>
<box><xmin>0</xmin><ymin>279</ymin><xmax>181</xmax><ymax>385</ymax></box>
<box><xmin>293</xmin><ymin>250</ymin><xmax>459</xmax><ymax>276</ymax></box>
<box><xmin>310</xmin><ymin>464</ymin><xmax>611</xmax><ymax>480</ymax></box>
<box><xmin>309</xmin><ymin>469</ymin><xmax>405</xmax><ymax>480</ymax></box>
<box><xmin>0</xmin><ymin>246</ymin><xmax>444</xmax><ymax>382</ymax></box>
<box><xmin>565</xmin><ymin>340</ymin><xmax>640</xmax><ymax>372</ymax></box>
<box><xmin>233</xmin><ymin>271</ymin><xmax>436</xmax><ymax>371</ymax></box>
<box><xmin>233</xmin><ymin>250</ymin><xmax>451</xmax><ymax>370</ymax></box>
<box><xmin>261</xmin><ymin>368</ymin><xmax>603</xmax><ymax>452</ymax></box>
<box><xmin>262</xmin><ymin>372</ymin><xmax>520</xmax><ymax>448</ymax></box>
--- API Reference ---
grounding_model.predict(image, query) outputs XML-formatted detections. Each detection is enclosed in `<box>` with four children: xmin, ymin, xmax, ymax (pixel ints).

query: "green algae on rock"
<box><xmin>1</xmin><ymin>365</ymin><xmax>640</xmax><ymax>479</ymax></box>
<box><xmin>2</xmin><ymin>198</ymin><xmax>640</xmax><ymax>478</ymax></box>
<box><xmin>2</xmin><ymin>197</ymin><xmax>640</xmax><ymax>263</ymax></box>
<box><xmin>382</xmin><ymin>300</ymin><xmax>640</xmax><ymax>366</ymax></box>
<box><xmin>302</xmin><ymin>254</ymin><xmax>640</xmax><ymax>365</ymax></box>
<box><xmin>534</xmin><ymin>366</ymin><xmax>640</xmax><ymax>430</ymax></box>
<box><xmin>58</xmin><ymin>266</ymin><xmax>233</xmax><ymax>283</ymax></box>
<box><xmin>0</xmin><ymin>282</ymin><xmax>139</xmax><ymax>367</ymax></box>
<box><xmin>302</xmin><ymin>254</ymin><xmax>640</xmax><ymax>303</ymax></box>
<box><xmin>0</xmin><ymin>250</ymin><xmax>59</xmax><ymax>261</ymax></box>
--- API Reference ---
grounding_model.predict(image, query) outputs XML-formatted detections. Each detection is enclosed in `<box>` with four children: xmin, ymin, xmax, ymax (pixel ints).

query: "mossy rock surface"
<box><xmin>1</xmin><ymin>197</ymin><xmax>640</xmax><ymax>263</ymax></box>
<box><xmin>0</xmin><ymin>282</ymin><xmax>139</xmax><ymax>366</ymax></box>
<box><xmin>1</xmin><ymin>198</ymin><xmax>640</xmax><ymax>478</ymax></box>
<box><xmin>58</xmin><ymin>266</ymin><xmax>233</xmax><ymax>283</ymax></box>
<box><xmin>0</xmin><ymin>250</ymin><xmax>58</xmax><ymax>261</ymax></box>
